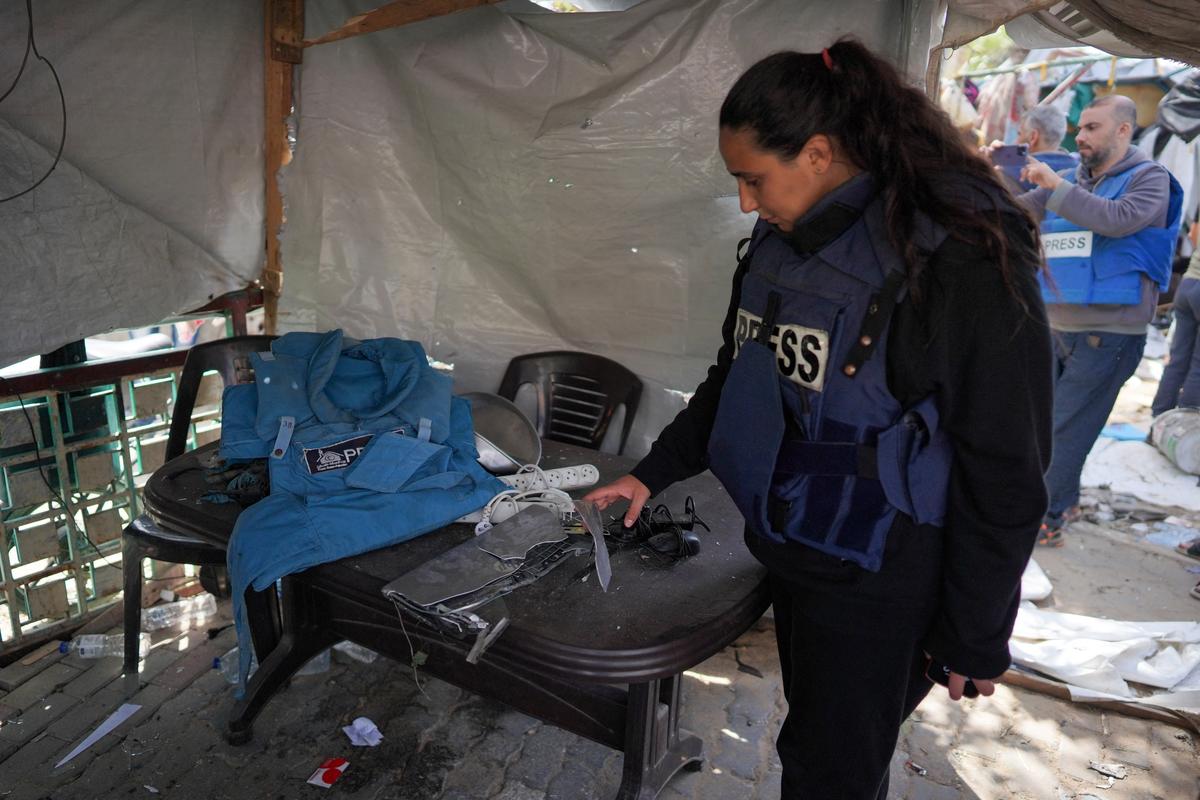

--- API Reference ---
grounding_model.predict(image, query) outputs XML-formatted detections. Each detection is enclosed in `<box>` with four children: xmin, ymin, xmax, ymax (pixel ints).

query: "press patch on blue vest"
<box><xmin>733</xmin><ymin>309</ymin><xmax>829</xmax><ymax>391</ymax></box>
<box><xmin>303</xmin><ymin>434</ymin><xmax>375</xmax><ymax>473</ymax></box>
<box><xmin>1042</xmin><ymin>231</ymin><xmax>1093</xmax><ymax>258</ymax></box>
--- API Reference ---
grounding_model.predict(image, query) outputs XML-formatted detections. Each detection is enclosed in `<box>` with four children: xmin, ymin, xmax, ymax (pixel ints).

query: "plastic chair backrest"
<box><xmin>165</xmin><ymin>335</ymin><xmax>277</xmax><ymax>461</ymax></box>
<box><xmin>497</xmin><ymin>350</ymin><xmax>642</xmax><ymax>454</ymax></box>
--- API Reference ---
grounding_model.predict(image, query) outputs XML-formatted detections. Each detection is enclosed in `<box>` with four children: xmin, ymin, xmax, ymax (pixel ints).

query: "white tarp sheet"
<box><xmin>1011</xmin><ymin>604</ymin><xmax>1200</xmax><ymax>700</ymax></box>
<box><xmin>1081</xmin><ymin>438</ymin><xmax>1200</xmax><ymax>512</ymax></box>
<box><xmin>0</xmin><ymin>1</ymin><xmax>264</xmax><ymax>368</ymax></box>
<box><xmin>279</xmin><ymin>0</ymin><xmax>928</xmax><ymax>454</ymax></box>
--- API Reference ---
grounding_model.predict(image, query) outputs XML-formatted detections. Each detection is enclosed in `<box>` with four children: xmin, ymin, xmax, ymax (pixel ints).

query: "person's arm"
<box><xmin>627</xmin><ymin>255</ymin><xmax>748</xmax><ymax>497</ymax></box>
<box><xmin>1014</xmin><ymin>185</ymin><xmax>1051</xmax><ymax>219</ymax></box>
<box><xmin>1026</xmin><ymin>161</ymin><xmax>1170</xmax><ymax>237</ymax></box>
<box><xmin>920</xmin><ymin>222</ymin><xmax>1054</xmax><ymax>679</ymax></box>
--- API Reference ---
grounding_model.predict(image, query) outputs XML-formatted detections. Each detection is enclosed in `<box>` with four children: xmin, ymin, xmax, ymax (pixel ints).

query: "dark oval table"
<box><xmin>143</xmin><ymin>440</ymin><xmax>769</xmax><ymax>799</ymax></box>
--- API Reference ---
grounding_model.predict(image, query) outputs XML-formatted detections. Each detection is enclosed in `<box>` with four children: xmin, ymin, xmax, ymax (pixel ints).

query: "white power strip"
<box><xmin>497</xmin><ymin>464</ymin><xmax>599</xmax><ymax>492</ymax></box>
<box><xmin>457</xmin><ymin>465</ymin><xmax>600</xmax><ymax>526</ymax></box>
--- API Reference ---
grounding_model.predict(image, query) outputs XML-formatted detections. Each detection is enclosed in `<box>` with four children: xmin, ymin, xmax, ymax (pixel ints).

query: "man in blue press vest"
<box><xmin>1013</xmin><ymin>106</ymin><xmax>1078</xmax><ymax>191</ymax></box>
<box><xmin>1020</xmin><ymin>94</ymin><xmax>1183</xmax><ymax>546</ymax></box>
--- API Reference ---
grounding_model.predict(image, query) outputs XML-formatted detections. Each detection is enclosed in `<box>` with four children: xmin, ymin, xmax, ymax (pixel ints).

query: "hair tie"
<box><xmin>821</xmin><ymin>48</ymin><xmax>834</xmax><ymax>71</ymax></box>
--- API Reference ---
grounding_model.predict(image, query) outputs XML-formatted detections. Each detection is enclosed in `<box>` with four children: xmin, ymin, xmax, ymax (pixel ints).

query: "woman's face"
<box><xmin>718</xmin><ymin>126</ymin><xmax>831</xmax><ymax>232</ymax></box>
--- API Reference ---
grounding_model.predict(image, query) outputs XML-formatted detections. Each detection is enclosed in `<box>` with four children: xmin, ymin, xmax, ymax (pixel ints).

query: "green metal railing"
<box><xmin>0</xmin><ymin>367</ymin><xmax>225</xmax><ymax>652</ymax></box>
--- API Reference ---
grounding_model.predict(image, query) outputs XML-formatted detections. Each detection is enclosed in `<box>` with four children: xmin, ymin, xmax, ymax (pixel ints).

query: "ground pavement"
<box><xmin>0</xmin><ymin>529</ymin><xmax>1197</xmax><ymax>799</ymax></box>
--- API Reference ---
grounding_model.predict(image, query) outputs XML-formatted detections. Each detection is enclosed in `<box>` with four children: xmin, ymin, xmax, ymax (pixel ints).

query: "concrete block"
<box><xmin>73</xmin><ymin>452</ymin><xmax>116</xmax><ymax>492</ymax></box>
<box><xmin>43</xmin><ymin>680</ymin><xmax>134</xmax><ymax>745</ymax></box>
<box><xmin>39</xmin><ymin>683</ymin><xmax>176</xmax><ymax>780</ymax></box>
<box><xmin>24</xmin><ymin>580</ymin><xmax>69</xmax><ymax>622</ymax></box>
<box><xmin>131</xmin><ymin>380</ymin><xmax>173</xmax><ymax>420</ymax></box>
<box><xmin>137</xmin><ymin>436</ymin><xmax>168</xmax><ymax>474</ymax></box>
<box><xmin>60</xmin><ymin>657</ymin><xmax>126</xmax><ymax>701</ymax></box>
<box><xmin>504</xmin><ymin>725</ymin><xmax>572</xmax><ymax>790</ymax></box>
<box><xmin>4</xmin><ymin>466</ymin><xmax>54</xmax><ymax>509</ymax></box>
<box><xmin>1</xmin><ymin>663</ymin><xmax>81</xmax><ymax>711</ymax></box>
<box><xmin>13</xmin><ymin>522</ymin><xmax>59</xmax><ymax>564</ymax></box>
<box><xmin>149</xmin><ymin>637</ymin><xmax>227</xmax><ymax>691</ymax></box>
<box><xmin>82</xmin><ymin>508</ymin><xmax>124</xmax><ymax>544</ymax></box>
<box><xmin>0</xmin><ymin>691</ymin><xmax>78</xmax><ymax>748</ymax></box>
<box><xmin>88</xmin><ymin>564</ymin><xmax>122</xmax><ymax>600</ymax></box>
<box><xmin>0</xmin><ymin>647</ymin><xmax>66</xmax><ymax>692</ymax></box>
<box><xmin>443</xmin><ymin>757</ymin><xmax>505</xmax><ymax>796</ymax></box>
<box><xmin>0</xmin><ymin>729</ymin><xmax>70</xmax><ymax>782</ymax></box>
<box><xmin>0</xmin><ymin>407</ymin><xmax>37</xmax><ymax>449</ymax></box>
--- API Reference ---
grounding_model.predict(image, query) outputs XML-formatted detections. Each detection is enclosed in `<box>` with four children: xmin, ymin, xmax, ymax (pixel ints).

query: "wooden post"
<box><xmin>262</xmin><ymin>0</ymin><xmax>303</xmax><ymax>335</ymax></box>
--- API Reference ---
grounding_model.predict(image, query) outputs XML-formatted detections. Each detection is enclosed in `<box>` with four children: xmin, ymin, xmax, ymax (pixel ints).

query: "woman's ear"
<box><xmin>803</xmin><ymin>135</ymin><xmax>835</xmax><ymax>176</ymax></box>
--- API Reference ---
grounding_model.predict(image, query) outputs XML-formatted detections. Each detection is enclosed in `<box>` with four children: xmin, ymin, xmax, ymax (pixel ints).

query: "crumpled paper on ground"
<box><xmin>342</xmin><ymin>717</ymin><xmax>383</xmax><ymax>747</ymax></box>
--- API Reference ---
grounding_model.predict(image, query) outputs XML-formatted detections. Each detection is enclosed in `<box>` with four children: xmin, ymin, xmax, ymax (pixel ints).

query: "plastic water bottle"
<box><xmin>1151</xmin><ymin>408</ymin><xmax>1200</xmax><ymax>475</ymax></box>
<box><xmin>214</xmin><ymin>646</ymin><xmax>258</xmax><ymax>684</ymax></box>
<box><xmin>60</xmin><ymin>633</ymin><xmax>150</xmax><ymax>659</ymax></box>
<box><xmin>212</xmin><ymin>645</ymin><xmax>330</xmax><ymax>682</ymax></box>
<box><xmin>140</xmin><ymin>592</ymin><xmax>218</xmax><ymax>632</ymax></box>
<box><xmin>333</xmin><ymin>640</ymin><xmax>378</xmax><ymax>664</ymax></box>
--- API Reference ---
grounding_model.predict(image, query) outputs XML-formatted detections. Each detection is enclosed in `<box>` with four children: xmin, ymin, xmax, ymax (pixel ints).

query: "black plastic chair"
<box><xmin>497</xmin><ymin>350</ymin><xmax>643</xmax><ymax>455</ymax></box>
<box><xmin>122</xmin><ymin>335</ymin><xmax>275</xmax><ymax>673</ymax></box>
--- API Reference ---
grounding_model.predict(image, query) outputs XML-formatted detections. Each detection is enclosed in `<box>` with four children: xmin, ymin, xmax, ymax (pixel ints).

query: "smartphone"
<box><xmin>991</xmin><ymin>143</ymin><xmax>1030</xmax><ymax>169</ymax></box>
<box><xmin>925</xmin><ymin>657</ymin><xmax>980</xmax><ymax>698</ymax></box>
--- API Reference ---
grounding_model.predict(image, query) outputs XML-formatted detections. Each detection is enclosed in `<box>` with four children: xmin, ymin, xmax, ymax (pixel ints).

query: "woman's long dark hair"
<box><xmin>719</xmin><ymin>39</ymin><xmax>1039</xmax><ymax>298</ymax></box>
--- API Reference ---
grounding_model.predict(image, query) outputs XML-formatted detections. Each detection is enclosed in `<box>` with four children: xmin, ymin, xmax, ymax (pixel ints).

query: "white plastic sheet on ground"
<box><xmin>1011</xmin><ymin>604</ymin><xmax>1200</xmax><ymax>703</ymax></box>
<box><xmin>278</xmin><ymin>0</ymin><xmax>934</xmax><ymax>455</ymax></box>
<box><xmin>0</xmin><ymin>1</ymin><xmax>263</xmax><ymax>368</ymax></box>
<box><xmin>1080</xmin><ymin>439</ymin><xmax>1200</xmax><ymax>512</ymax></box>
<box><xmin>1020</xmin><ymin>558</ymin><xmax>1052</xmax><ymax>601</ymax></box>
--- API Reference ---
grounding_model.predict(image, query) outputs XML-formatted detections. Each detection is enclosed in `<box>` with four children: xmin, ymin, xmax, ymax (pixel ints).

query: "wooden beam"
<box><xmin>270</xmin><ymin>0</ymin><xmax>305</xmax><ymax>64</ymax></box>
<box><xmin>262</xmin><ymin>0</ymin><xmax>302</xmax><ymax>335</ymax></box>
<box><xmin>304</xmin><ymin>0</ymin><xmax>501</xmax><ymax>48</ymax></box>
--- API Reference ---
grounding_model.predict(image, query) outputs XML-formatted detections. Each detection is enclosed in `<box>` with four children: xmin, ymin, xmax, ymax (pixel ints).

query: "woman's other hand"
<box><xmin>947</xmin><ymin>672</ymin><xmax>997</xmax><ymax>701</ymax></box>
<box><xmin>583</xmin><ymin>475</ymin><xmax>651</xmax><ymax>527</ymax></box>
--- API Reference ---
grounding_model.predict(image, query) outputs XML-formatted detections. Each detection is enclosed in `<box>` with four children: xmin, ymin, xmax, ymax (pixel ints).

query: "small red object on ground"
<box><xmin>308</xmin><ymin>757</ymin><xmax>349</xmax><ymax>788</ymax></box>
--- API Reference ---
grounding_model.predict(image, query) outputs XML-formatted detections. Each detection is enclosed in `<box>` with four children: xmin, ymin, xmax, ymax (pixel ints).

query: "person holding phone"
<box><xmin>987</xmin><ymin>105</ymin><xmax>1078</xmax><ymax>191</ymax></box>
<box><xmin>585</xmin><ymin>40</ymin><xmax>1052</xmax><ymax>799</ymax></box>
<box><xmin>1019</xmin><ymin>94</ymin><xmax>1183</xmax><ymax>546</ymax></box>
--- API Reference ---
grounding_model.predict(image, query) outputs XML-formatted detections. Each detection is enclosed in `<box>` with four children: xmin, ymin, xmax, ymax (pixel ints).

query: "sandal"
<box><xmin>1036</xmin><ymin>524</ymin><xmax>1065</xmax><ymax>548</ymax></box>
<box><xmin>1177</xmin><ymin>538</ymin><xmax>1200</xmax><ymax>560</ymax></box>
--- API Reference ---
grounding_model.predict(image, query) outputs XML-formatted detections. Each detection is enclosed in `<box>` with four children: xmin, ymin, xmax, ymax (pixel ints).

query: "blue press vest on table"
<box><xmin>220</xmin><ymin>330</ymin><xmax>505</xmax><ymax>689</ymax></box>
<box><xmin>707</xmin><ymin>178</ymin><xmax>952</xmax><ymax>572</ymax></box>
<box><xmin>1039</xmin><ymin>160</ymin><xmax>1183</xmax><ymax>305</ymax></box>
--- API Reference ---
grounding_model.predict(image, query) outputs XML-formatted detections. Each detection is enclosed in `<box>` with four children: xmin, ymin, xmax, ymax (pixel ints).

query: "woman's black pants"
<box><xmin>762</xmin><ymin>526</ymin><xmax>943</xmax><ymax>799</ymax></box>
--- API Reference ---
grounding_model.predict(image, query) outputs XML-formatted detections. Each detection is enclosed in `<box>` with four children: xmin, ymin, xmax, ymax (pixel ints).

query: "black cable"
<box><xmin>0</xmin><ymin>2</ymin><xmax>32</xmax><ymax>105</ymax></box>
<box><xmin>0</xmin><ymin>0</ymin><xmax>67</xmax><ymax>204</ymax></box>
<box><xmin>0</xmin><ymin>374</ymin><xmax>113</xmax><ymax>564</ymax></box>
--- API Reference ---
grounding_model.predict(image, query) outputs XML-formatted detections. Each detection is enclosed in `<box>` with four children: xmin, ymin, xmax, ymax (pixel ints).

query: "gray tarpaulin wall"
<box><xmin>0</xmin><ymin>1</ymin><xmax>263</xmax><ymax>368</ymax></box>
<box><xmin>278</xmin><ymin>0</ymin><xmax>935</xmax><ymax>456</ymax></box>
<box><xmin>8</xmin><ymin>0</ymin><xmax>1196</xmax><ymax>457</ymax></box>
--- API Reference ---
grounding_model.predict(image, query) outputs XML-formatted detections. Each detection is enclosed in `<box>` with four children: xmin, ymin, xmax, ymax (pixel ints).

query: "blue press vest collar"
<box><xmin>773</xmin><ymin>173</ymin><xmax>876</xmax><ymax>245</ymax></box>
<box><xmin>304</xmin><ymin>330</ymin><xmax>422</xmax><ymax>424</ymax></box>
<box><xmin>259</xmin><ymin>330</ymin><xmax>453</xmax><ymax>443</ymax></box>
